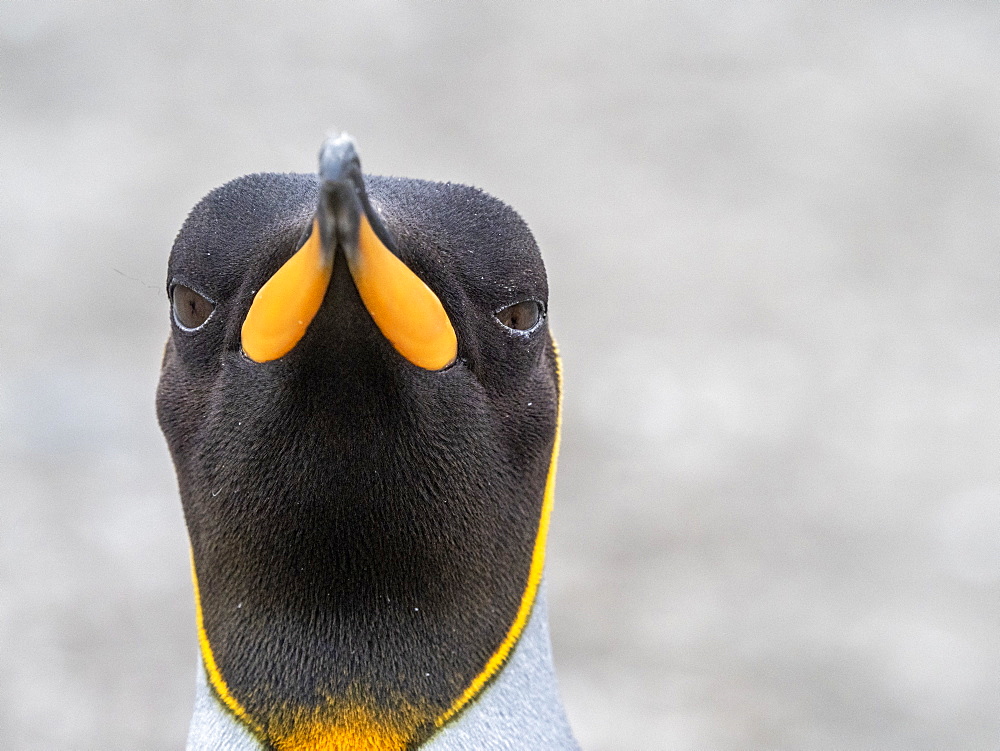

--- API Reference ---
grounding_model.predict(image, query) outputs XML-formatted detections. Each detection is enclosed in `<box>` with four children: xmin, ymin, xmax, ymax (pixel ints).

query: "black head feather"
<box><xmin>157</xmin><ymin>170</ymin><xmax>559</xmax><ymax>746</ymax></box>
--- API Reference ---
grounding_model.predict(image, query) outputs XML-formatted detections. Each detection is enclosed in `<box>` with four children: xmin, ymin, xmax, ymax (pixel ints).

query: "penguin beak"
<box><xmin>240</xmin><ymin>135</ymin><xmax>458</xmax><ymax>370</ymax></box>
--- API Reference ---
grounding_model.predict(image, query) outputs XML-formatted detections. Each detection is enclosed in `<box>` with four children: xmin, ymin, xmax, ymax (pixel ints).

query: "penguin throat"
<box><xmin>184</xmin><ymin>349</ymin><xmax>564</xmax><ymax>749</ymax></box>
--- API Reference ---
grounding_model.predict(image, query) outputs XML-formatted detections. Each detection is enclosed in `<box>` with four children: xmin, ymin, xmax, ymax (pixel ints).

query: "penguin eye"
<box><xmin>495</xmin><ymin>300</ymin><xmax>543</xmax><ymax>332</ymax></box>
<box><xmin>172</xmin><ymin>284</ymin><xmax>215</xmax><ymax>330</ymax></box>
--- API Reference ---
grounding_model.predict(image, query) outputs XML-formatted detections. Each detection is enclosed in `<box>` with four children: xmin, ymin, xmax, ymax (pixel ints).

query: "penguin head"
<box><xmin>156</xmin><ymin>136</ymin><xmax>561</xmax><ymax>748</ymax></box>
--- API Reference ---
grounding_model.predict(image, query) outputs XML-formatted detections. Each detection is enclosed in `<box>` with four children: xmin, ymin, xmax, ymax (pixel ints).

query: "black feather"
<box><xmin>157</xmin><ymin>171</ymin><xmax>558</xmax><ymax>746</ymax></box>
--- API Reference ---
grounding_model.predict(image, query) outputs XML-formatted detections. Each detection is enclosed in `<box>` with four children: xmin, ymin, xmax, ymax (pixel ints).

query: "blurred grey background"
<box><xmin>1</xmin><ymin>1</ymin><xmax>998</xmax><ymax>749</ymax></box>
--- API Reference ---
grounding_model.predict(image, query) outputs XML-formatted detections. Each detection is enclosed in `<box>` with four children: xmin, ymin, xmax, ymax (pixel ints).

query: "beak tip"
<box><xmin>319</xmin><ymin>133</ymin><xmax>361</xmax><ymax>183</ymax></box>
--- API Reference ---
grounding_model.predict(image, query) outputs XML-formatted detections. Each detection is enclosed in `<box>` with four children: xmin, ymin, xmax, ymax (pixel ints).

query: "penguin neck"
<box><xmin>188</xmin><ymin>580</ymin><xmax>578</xmax><ymax>750</ymax></box>
<box><xmin>420</xmin><ymin>581</ymin><xmax>578</xmax><ymax>749</ymax></box>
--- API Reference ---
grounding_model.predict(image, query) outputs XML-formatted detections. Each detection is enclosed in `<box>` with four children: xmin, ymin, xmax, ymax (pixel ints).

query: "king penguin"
<box><xmin>156</xmin><ymin>134</ymin><xmax>579</xmax><ymax>751</ymax></box>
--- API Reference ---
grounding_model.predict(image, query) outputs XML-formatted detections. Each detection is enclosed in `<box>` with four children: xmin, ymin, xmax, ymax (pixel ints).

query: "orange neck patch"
<box><xmin>265</xmin><ymin>691</ymin><xmax>433</xmax><ymax>751</ymax></box>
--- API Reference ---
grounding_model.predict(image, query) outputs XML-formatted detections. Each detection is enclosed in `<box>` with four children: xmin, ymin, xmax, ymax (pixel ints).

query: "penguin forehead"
<box><xmin>168</xmin><ymin>173</ymin><xmax>317</xmax><ymax>300</ymax></box>
<box><xmin>170</xmin><ymin>172</ymin><xmax>547</xmax><ymax>311</ymax></box>
<box><xmin>367</xmin><ymin>176</ymin><xmax>548</xmax><ymax>307</ymax></box>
